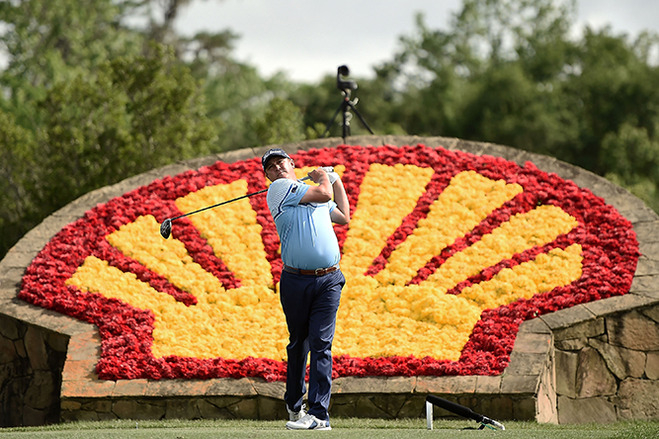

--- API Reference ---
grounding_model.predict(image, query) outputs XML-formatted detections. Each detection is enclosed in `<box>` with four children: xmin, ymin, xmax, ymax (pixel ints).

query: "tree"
<box><xmin>0</xmin><ymin>1</ymin><xmax>223</xmax><ymax>257</ymax></box>
<box><xmin>253</xmin><ymin>97</ymin><xmax>305</xmax><ymax>146</ymax></box>
<box><xmin>600</xmin><ymin>123</ymin><xmax>659</xmax><ymax>212</ymax></box>
<box><xmin>369</xmin><ymin>0</ymin><xmax>658</xmax><ymax>211</ymax></box>
<box><xmin>0</xmin><ymin>110</ymin><xmax>40</xmax><ymax>253</ymax></box>
<box><xmin>35</xmin><ymin>45</ymin><xmax>217</xmax><ymax>213</ymax></box>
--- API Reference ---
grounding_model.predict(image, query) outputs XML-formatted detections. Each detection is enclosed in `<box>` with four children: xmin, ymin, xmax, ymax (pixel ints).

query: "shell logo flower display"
<box><xmin>19</xmin><ymin>145</ymin><xmax>639</xmax><ymax>381</ymax></box>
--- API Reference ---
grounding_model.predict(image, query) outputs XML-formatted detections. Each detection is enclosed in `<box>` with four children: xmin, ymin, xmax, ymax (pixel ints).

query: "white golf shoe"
<box><xmin>285</xmin><ymin>413</ymin><xmax>331</xmax><ymax>430</ymax></box>
<box><xmin>286</xmin><ymin>403</ymin><xmax>306</xmax><ymax>421</ymax></box>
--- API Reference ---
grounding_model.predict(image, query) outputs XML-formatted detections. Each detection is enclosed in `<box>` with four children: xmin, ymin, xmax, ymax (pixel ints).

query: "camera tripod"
<box><xmin>323</xmin><ymin>65</ymin><xmax>374</xmax><ymax>141</ymax></box>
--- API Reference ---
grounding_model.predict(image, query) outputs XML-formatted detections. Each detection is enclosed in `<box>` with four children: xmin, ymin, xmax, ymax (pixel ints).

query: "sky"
<box><xmin>174</xmin><ymin>0</ymin><xmax>659</xmax><ymax>83</ymax></box>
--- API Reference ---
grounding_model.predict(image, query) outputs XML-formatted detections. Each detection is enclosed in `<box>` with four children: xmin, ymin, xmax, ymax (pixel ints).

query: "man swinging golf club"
<box><xmin>262</xmin><ymin>148</ymin><xmax>350</xmax><ymax>431</ymax></box>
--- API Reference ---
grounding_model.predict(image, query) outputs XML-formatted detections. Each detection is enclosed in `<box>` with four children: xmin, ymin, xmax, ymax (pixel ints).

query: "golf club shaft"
<box><xmin>168</xmin><ymin>187</ymin><xmax>268</xmax><ymax>222</ymax></box>
<box><xmin>169</xmin><ymin>167</ymin><xmax>333</xmax><ymax>223</ymax></box>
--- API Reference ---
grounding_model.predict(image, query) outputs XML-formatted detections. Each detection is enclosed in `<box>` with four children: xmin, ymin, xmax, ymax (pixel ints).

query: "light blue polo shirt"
<box><xmin>267</xmin><ymin>178</ymin><xmax>340</xmax><ymax>270</ymax></box>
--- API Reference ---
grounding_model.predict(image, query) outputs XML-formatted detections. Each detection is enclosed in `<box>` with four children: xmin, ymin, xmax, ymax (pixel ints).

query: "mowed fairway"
<box><xmin>1</xmin><ymin>419</ymin><xmax>658</xmax><ymax>439</ymax></box>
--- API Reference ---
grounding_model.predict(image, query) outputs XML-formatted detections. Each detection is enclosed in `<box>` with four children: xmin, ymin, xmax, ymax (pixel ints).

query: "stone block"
<box><xmin>333</xmin><ymin>376</ymin><xmax>415</xmax><ymax>394</ymax></box>
<box><xmin>615</xmin><ymin>378</ymin><xmax>659</xmax><ymax>420</ymax></box>
<box><xmin>536</xmin><ymin>381</ymin><xmax>558</xmax><ymax>424</ymax></box>
<box><xmin>206</xmin><ymin>377</ymin><xmax>258</xmax><ymax>397</ymax></box>
<box><xmin>112</xmin><ymin>399</ymin><xmax>166</xmax><ymax>420</ymax></box>
<box><xmin>60</xmin><ymin>399</ymin><xmax>82</xmax><ymax>411</ymax></box>
<box><xmin>634</xmin><ymin>258</ymin><xmax>659</xmax><ymax>276</ymax></box>
<box><xmin>633</xmin><ymin>221</ymin><xmax>659</xmax><ymax>242</ymax></box>
<box><xmin>505</xmin><ymin>352</ymin><xmax>546</xmax><ymax>376</ymax></box>
<box><xmin>226</xmin><ymin>396</ymin><xmax>259</xmax><ymax>419</ymax></box>
<box><xmin>111</xmin><ymin>379</ymin><xmax>149</xmax><ymax>397</ymax></box>
<box><xmin>555</xmin><ymin>350</ymin><xmax>577</xmax><ymax>398</ymax></box>
<box><xmin>24</xmin><ymin>371</ymin><xmax>56</xmax><ymax>410</ymax></box>
<box><xmin>518</xmin><ymin>318</ymin><xmax>551</xmax><ymax>334</ymax></box>
<box><xmin>639</xmin><ymin>239</ymin><xmax>659</xmax><ymax>257</ymax></box>
<box><xmin>607</xmin><ymin>310</ymin><xmax>659</xmax><ymax>351</ymax></box>
<box><xmin>512</xmin><ymin>396</ymin><xmax>536</xmax><ymax>420</ymax></box>
<box><xmin>66</xmin><ymin>333</ymin><xmax>101</xmax><ymax>362</ymax></box>
<box><xmin>646</xmin><ymin>351</ymin><xmax>659</xmax><ymax>380</ymax></box>
<box><xmin>555</xmin><ymin>337</ymin><xmax>587</xmax><ymax>351</ymax></box>
<box><xmin>13</xmin><ymin>339</ymin><xmax>26</xmax><ymax>358</ymax></box>
<box><xmin>197</xmin><ymin>398</ymin><xmax>235</xmax><ymax>419</ymax></box>
<box><xmin>0</xmin><ymin>315</ymin><xmax>20</xmax><ymax>340</ymax></box>
<box><xmin>45</xmin><ymin>331</ymin><xmax>69</xmax><ymax>354</ymax></box>
<box><xmin>379</xmin><ymin>394</ymin><xmax>413</xmax><ymax>417</ymax></box>
<box><xmin>62</xmin><ymin>359</ymin><xmax>96</xmax><ymax>381</ymax></box>
<box><xmin>62</xmin><ymin>407</ymin><xmax>101</xmax><ymax>422</ymax></box>
<box><xmin>641</xmin><ymin>304</ymin><xmax>659</xmax><ymax>323</ymax></box>
<box><xmin>474</xmin><ymin>375</ymin><xmax>502</xmax><ymax>393</ymax></box>
<box><xmin>329</xmin><ymin>394</ymin><xmax>358</xmax><ymax>418</ymax></box>
<box><xmin>165</xmin><ymin>398</ymin><xmax>202</xmax><ymax>419</ymax></box>
<box><xmin>584</xmin><ymin>295</ymin><xmax>654</xmax><ymax>317</ymax></box>
<box><xmin>87</xmin><ymin>399</ymin><xmax>112</xmax><ymax>414</ymax></box>
<box><xmin>397</xmin><ymin>396</ymin><xmax>425</xmax><ymax>418</ymax></box>
<box><xmin>630</xmin><ymin>276</ymin><xmax>659</xmax><ymax>297</ymax></box>
<box><xmin>478</xmin><ymin>396</ymin><xmax>514</xmax><ymax>420</ymax></box>
<box><xmin>349</xmin><ymin>395</ymin><xmax>391</xmax><ymax>418</ymax></box>
<box><xmin>415</xmin><ymin>375</ymin><xmax>477</xmax><ymax>394</ymax></box>
<box><xmin>251</xmin><ymin>378</ymin><xmax>285</xmax><ymax>399</ymax></box>
<box><xmin>576</xmin><ymin>347</ymin><xmax>617</xmax><ymax>398</ymax></box>
<box><xmin>24</xmin><ymin>326</ymin><xmax>49</xmax><ymax>371</ymax></box>
<box><xmin>557</xmin><ymin>396</ymin><xmax>617</xmax><ymax>424</ymax></box>
<box><xmin>553</xmin><ymin>317</ymin><xmax>605</xmax><ymax>342</ymax></box>
<box><xmin>500</xmin><ymin>374</ymin><xmax>538</xmax><ymax>394</ymax></box>
<box><xmin>512</xmin><ymin>332</ymin><xmax>552</xmax><ymax>354</ymax></box>
<box><xmin>257</xmin><ymin>396</ymin><xmax>286</xmax><ymax>420</ymax></box>
<box><xmin>0</xmin><ymin>334</ymin><xmax>17</xmax><ymax>364</ymax></box>
<box><xmin>540</xmin><ymin>305</ymin><xmax>596</xmax><ymax>333</ymax></box>
<box><xmin>144</xmin><ymin>379</ymin><xmax>210</xmax><ymax>397</ymax></box>
<box><xmin>22</xmin><ymin>406</ymin><xmax>48</xmax><ymax>427</ymax></box>
<box><xmin>589</xmin><ymin>338</ymin><xmax>646</xmax><ymax>380</ymax></box>
<box><xmin>61</xmin><ymin>378</ymin><xmax>115</xmax><ymax>398</ymax></box>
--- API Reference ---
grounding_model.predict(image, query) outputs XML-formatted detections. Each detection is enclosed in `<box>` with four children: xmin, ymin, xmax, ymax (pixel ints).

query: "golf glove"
<box><xmin>327</xmin><ymin>171</ymin><xmax>340</xmax><ymax>184</ymax></box>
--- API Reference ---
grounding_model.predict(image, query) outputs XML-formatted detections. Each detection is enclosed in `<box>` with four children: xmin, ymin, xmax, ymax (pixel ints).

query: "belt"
<box><xmin>283</xmin><ymin>264</ymin><xmax>340</xmax><ymax>276</ymax></box>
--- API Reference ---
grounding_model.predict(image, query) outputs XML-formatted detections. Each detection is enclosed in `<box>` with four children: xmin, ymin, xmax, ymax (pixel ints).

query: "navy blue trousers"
<box><xmin>279</xmin><ymin>269</ymin><xmax>344</xmax><ymax>421</ymax></box>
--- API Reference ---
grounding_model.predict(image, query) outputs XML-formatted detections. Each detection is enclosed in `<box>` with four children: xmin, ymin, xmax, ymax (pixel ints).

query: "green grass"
<box><xmin>1</xmin><ymin>418</ymin><xmax>658</xmax><ymax>439</ymax></box>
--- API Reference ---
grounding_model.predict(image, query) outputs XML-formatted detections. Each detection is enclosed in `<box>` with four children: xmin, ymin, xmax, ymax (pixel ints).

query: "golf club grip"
<box><xmin>299</xmin><ymin>167</ymin><xmax>333</xmax><ymax>181</ymax></box>
<box><xmin>425</xmin><ymin>395</ymin><xmax>484</xmax><ymax>423</ymax></box>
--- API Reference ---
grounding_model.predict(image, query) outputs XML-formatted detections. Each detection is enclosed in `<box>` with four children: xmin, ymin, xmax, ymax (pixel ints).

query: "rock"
<box><xmin>615</xmin><ymin>378</ymin><xmax>659</xmax><ymax>420</ymax></box>
<box><xmin>557</xmin><ymin>396</ymin><xmax>617</xmax><ymax>424</ymax></box>
<box><xmin>576</xmin><ymin>347</ymin><xmax>617</xmax><ymax>398</ymax></box>
<box><xmin>607</xmin><ymin>311</ymin><xmax>659</xmax><ymax>351</ymax></box>
<box><xmin>589</xmin><ymin>338</ymin><xmax>646</xmax><ymax>380</ymax></box>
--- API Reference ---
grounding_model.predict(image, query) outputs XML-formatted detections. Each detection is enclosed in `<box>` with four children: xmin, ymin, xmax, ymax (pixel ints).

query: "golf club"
<box><xmin>159</xmin><ymin>166</ymin><xmax>334</xmax><ymax>239</ymax></box>
<box><xmin>425</xmin><ymin>395</ymin><xmax>505</xmax><ymax>430</ymax></box>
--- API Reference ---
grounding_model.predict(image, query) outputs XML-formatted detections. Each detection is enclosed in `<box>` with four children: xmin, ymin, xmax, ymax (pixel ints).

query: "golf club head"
<box><xmin>160</xmin><ymin>218</ymin><xmax>172</xmax><ymax>239</ymax></box>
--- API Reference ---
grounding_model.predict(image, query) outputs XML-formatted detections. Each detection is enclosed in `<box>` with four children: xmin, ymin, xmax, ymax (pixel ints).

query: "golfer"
<box><xmin>262</xmin><ymin>148</ymin><xmax>350</xmax><ymax>431</ymax></box>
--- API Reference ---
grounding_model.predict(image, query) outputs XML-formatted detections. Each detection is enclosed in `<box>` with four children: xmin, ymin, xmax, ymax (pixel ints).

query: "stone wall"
<box><xmin>0</xmin><ymin>314</ymin><xmax>68</xmax><ymax>426</ymax></box>
<box><xmin>549</xmin><ymin>299</ymin><xmax>659</xmax><ymax>423</ymax></box>
<box><xmin>1</xmin><ymin>136</ymin><xmax>657</xmax><ymax>426</ymax></box>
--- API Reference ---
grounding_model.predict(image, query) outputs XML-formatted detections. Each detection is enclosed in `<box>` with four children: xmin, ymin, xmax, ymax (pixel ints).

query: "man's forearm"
<box><xmin>332</xmin><ymin>180</ymin><xmax>350</xmax><ymax>224</ymax></box>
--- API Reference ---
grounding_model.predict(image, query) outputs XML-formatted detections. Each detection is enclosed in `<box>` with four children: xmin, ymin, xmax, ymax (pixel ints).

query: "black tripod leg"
<box><xmin>323</xmin><ymin>103</ymin><xmax>344</xmax><ymax>138</ymax></box>
<box><xmin>347</xmin><ymin>101</ymin><xmax>374</xmax><ymax>134</ymax></box>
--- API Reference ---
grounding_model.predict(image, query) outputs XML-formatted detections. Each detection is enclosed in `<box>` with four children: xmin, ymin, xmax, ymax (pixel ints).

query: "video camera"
<box><xmin>336</xmin><ymin>65</ymin><xmax>357</xmax><ymax>93</ymax></box>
